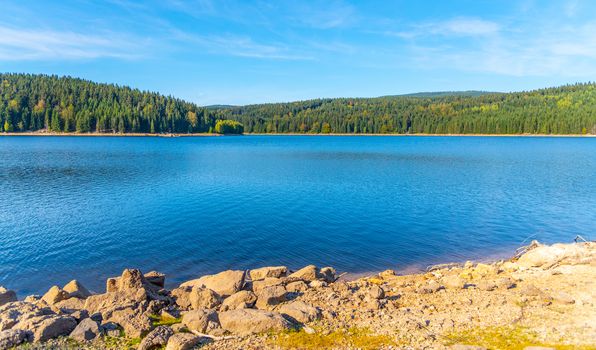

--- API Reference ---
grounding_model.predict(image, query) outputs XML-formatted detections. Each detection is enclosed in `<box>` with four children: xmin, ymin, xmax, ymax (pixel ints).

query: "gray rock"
<box><xmin>319</xmin><ymin>267</ymin><xmax>336</xmax><ymax>283</ymax></box>
<box><xmin>144</xmin><ymin>271</ymin><xmax>166</xmax><ymax>288</ymax></box>
<box><xmin>220</xmin><ymin>290</ymin><xmax>257</xmax><ymax>311</ymax></box>
<box><xmin>138</xmin><ymin>325</ymin><xmax>174</xmax><ymax>350</ymax></box>
<box><xmin>450</xmin><ymin>345</ymin><xmax>487</xmax><ymax>350</ymax></box>
<box><xmin>288</xmin><ymin>265</ymin><xmax>320</xmax><ymax>281</ymax></box>
<box><xmin>0</xmin><ymin>288</ymin><xmax>17</xmax><ymax>307</ymax></box>
<box><xmin>13</xmin><ymin>314</ymin><xmax>77</xmax><ymax>342</ymax></box>
<box><xmin>181</xmin><ymin>309</ymin><xmax>220</xmax><ymax>334</ymax></box>
<box><xmin>0</xmin><ymin>329</ymin><xmax>32</xmax><ymax>349</ymax></box>
<box><xmin>70</xmin><ymin>318</ymin><xmax>101</xmax><ymax>342</ymax></box>
<box><xmin>218</xmin><ymin>309</ymin><xmax>291</xmax><ymax>335</ymax></box>
<box><xmin>252</xmin><ymin>278</ymin><xmax>284</xmax><ymax>293</ymax></box>
<box><xmin>255</xmin><ymin>285</ymin><xmax>287</xmax><ymax>310</ymax></box>
<box><xmin>100</xmin><ymin>322</ymin><xmax>121</xmax><ymax>337</ymax></box>
<box><xmin>368</xmin><ymin>285</ymin><xmax>385</xmax><ymax>299</ymax></box>
<box><xmin>63</xmin><ymin>280</ymin><xmax>92</xmax><ymax>299</ymax></box>
<box><xmin>286</xmin><ymin>281</ymin><xmax>309</xmax><ymax>293</ymax></box>
<box><xmin>249</xmin><ymin>266</ymin><xmax>288</xmax><ymax>281</ymax></box>
<box><xmin>0</xmin><ymin>301</ymin><xmax>50</xmax><ymax>331</ymax></box>
<box><xmin>442</xmin><ymin>275</ymin><xmax>465</xmax><ymax>289</ymax></box>
<box><xmin>181</xmin><ymin>270</ymin><xmax>246</xmax><ymax>297</ymax></box>
<box><xmin>476</xmin><ymin>279</ymin><xmax>497</xmax><ymax>291</ymax></box>
<box><xmin>278</xmin><ymin>301</ymin><xmax>321</xmax><ymax>323</ymax></box>
<box><xmin>522</xmin><ymin>347</ymin><xmax>556</xmax><ymax>350</ymax></box>
<box><xmin>41</xmin><ymin>286</ymin><xmax>69</xmax><ymax>305</ymax></box>
<box><xmin>171</xmin><ymin>286</ymin><xmax>193</xmax><ymax>309</ymax></box>
<box><xmin>165</xmin><ymin>333</ymin><xmax>202</xmax><ymax>350</ymax></box>
<box><xmin>189</xmin><ymin>287</ymin><xmax>221</xmax><ymax>310</ymax></box>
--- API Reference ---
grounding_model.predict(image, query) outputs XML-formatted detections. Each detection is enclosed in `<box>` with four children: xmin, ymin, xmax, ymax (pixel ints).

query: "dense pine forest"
<box><xmin>1</xmin><ymin>73</ymin><xmax>595</xmax><ymax>135</ymax></box>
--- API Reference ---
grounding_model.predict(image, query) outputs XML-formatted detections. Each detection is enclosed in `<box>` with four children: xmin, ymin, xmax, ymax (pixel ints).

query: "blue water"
<box><xmin>1</xmin><ymin>136</ymin><xmax>595</xmax><ymax>296</ymax></box>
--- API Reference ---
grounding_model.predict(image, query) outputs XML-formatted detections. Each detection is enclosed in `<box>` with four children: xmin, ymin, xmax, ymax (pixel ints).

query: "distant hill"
<box><xmin>389</xmin><ymin>90</ymin><xmax>498</xmax><ymax>98</ymax></box>
<box><xmin>1</xmin><ymin>73</ymin><xmax>595</xmax><ymax>135</ymax></box>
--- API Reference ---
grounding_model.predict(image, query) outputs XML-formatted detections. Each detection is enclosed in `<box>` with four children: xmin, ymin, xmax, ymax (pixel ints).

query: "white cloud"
<box><xmin>0</xmin><ymin>26</ymin><xmax>143</xmax><ymax>60</ymax></box>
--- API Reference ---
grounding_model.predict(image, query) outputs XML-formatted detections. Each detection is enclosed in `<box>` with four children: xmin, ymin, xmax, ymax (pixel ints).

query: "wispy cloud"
<box><xmin>0</xmin><ymin>26</ymin><xmax>144</xmax><ymax>60</ymax></box>
<box><xmin>386</xmin><ymin>18</ymin><xmax>500</xmax><ymax>39</ymax></box>
<box><xmin>170</xmin><ymin>30</ymin><xmax>314</xmax><ymax>60</ymax></box>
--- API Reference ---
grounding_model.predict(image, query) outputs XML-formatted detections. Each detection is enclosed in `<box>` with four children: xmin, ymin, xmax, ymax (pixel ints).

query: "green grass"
<box><xmin>149</xmin><ymin>313</ymin><xmax>182</xmax><ymax>327</ymax></box>
<box><xmin>272</xmin><ymin>327</ymin><xmax>395</xmax><ymax>350</ymax></box>
<box><xmin>444</xmin><ymin>325</ymin><xmax>596</xmax><ymax>350</ymax></box>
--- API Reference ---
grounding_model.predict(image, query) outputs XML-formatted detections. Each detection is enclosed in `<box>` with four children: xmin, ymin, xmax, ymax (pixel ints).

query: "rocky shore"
<box><xmin>0</xmin><ymin>241</ymin><xmax>594</xmax><ymax>350</ymax></box>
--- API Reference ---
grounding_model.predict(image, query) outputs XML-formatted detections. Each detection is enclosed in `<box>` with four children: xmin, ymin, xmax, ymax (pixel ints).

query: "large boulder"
<box><xmin>517</xmin><ymin>242</ymin><xmax>595</xmax><ymax>269</ymax></box>
<box><xmin>181</xmin><ymin>309</ymin><xmax>220</xmax><ymax>334</ymax></box>
<box><xmin>0</xmin><ymin>302</ymin><xmax>52</xmax><ymax>331</ymax></box>
<box><xmin>252</xmin><ymin>278</ymin><xmax>284</xmax><ymax>293</ymax></box>
<box><xmin>249</xmin><ymin>266</ymin><xmax>288</xmax><ymax>281</ymax></box>
<box><xmin>286</xmin><ymin>281</ymin><xmax>309</xmax><ymax>293</ymax></box>
<box><xmin>278</xmin><ymin>301</ymin><xmax>321</xmax><ymax>323</ymax></box>
<box><xmin>189</xmin><ymin>287</ymin><xmax>221</xmax><ymax>310</ymax></box>
<box><xmin>69</xmin><ymin>318</ymin><xmax>101</xmax><ymax>342</ymax></box>
<box><xmin>171</xmin><ymin>286</ymin><xmax>192</xmax><ymax>309</ymax></box>
<box><xmin>220</xmin><ymin>291</ymin><xmax>257</xmax><ymax>311</ymax></box>
<box><xmin>255</xmin><ymin>285</ymin><xmax>287</xmax><ymax>310</ymax></box>
<box><xmin>181</xmin><ymin>270</ymin><xmax>246</xmax><ymax>297</ymax></box>
<box><xmin>41</xmin><ymin>286</ymin><xmax>69</xmax><ymax>305</ymax></box>
<box><xmin>54</xmin><ymin>298</ymin><xmax>86</xmax><ymax>314</ymax></box>
<box><xmin>138</xmin><ymin>325</ymin><xmax>174</xmax><ymax>350</ymax></box>
<box><xmin>218</xmin><ymin>309</ymin><xmax>291</xmax><ymax>335</ymax></box>
<box><xmin>13</xmin><ymin>314</ymin><xmax>76</xmax><ymax>342</ymax></box>
<box><xmin>288</xmin><ymin>265</ymin><xmax>320</xmax><ymax>281</ymax></box>
<box><xmin>165</xmin><ymin>333</ymin><xmax>202</xmax><ymax>350</ymax></box>
<box><xmin>109</xmin><ymin>307</ymin><xmax>152</xmax><ymax>338</ymax></box>
<box><xmin>0</xmin><ymin>288</ymin><xmax>17</xmax><ymax>307</ymax></box>
<box><xmin>63</xmin><ymin>280</ymin><xmax>92</xmax><ymax>299</ymax></box>
<box><xmin>0</xmin><ymin>329</ymin><xmax>32</xmax><ymax>349</ymax></box>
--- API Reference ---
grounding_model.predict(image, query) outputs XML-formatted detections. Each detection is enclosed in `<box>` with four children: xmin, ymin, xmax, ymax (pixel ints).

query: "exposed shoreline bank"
<box><xmin>1</xmin><ymin>241</ymin><xmax>594</xmax><ymax>349</ymax></box>
<box><xmin>1</xmin><ymin>131</ymin><xmax>595</xmax><ymax>138</ymax></box>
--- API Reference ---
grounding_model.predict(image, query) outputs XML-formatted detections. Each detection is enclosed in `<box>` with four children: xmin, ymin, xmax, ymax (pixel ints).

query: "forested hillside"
<box><xmin>1</xmin><ymin>73</ymin><xmax>595</xmax><ymax>135</ymax></box>
<box><xmin>215</xmin><ymin>85</ymin><xmax>596</xmax><ymax>134</ymax></box>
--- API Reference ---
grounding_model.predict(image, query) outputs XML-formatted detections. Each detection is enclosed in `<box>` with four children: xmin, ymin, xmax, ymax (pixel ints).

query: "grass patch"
<box><xmin>149</xmin><ymin>313</ymin><xmax>182</xmax><ymax>327</ymax></box>
<box><xmin>272</xmin><ymin>327</ymin><xmax>395</xmax><ymax>350</ymax></box>
<box><xmin>444</xmin><ymin>325</ymin><xmax>596</xmax><ymax>350</ymax></box>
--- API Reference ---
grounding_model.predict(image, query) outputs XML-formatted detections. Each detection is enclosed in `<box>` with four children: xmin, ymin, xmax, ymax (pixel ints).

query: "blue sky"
<box><xmin>1</xmin><ymin>0</ymin><xmax>595</xmax><ymax>105</ymax></box>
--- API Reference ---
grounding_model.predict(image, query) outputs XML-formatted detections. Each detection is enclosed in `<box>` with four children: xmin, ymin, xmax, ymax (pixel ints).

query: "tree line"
<box><xmin>1</xmin><ymin>73</ymin><xmax>595</xmax><ymax>135</ymax></box>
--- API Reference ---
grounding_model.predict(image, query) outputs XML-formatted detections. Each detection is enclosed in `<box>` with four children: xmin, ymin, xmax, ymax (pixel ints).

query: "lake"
<box><xmin>1</xmin><ymin>135</ymin><xmax>595</xmax><ymax>296</ymax></box>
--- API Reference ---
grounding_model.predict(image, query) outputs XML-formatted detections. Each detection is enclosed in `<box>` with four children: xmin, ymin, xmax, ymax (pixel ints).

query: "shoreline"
<box><xmin>1</xmin><ymin>241</ymin><xmax>594</xmax><ymax>349</ymax></box>
<box><xmin>1</xmin><ymin>131</ymin><xmax>594</xmax><ymax>138</ymax></box>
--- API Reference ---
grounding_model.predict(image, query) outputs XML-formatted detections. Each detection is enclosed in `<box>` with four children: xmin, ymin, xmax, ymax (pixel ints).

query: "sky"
<box><xmin>1</xmin><ymin>0</ymin><xmax>595</xmax><ymax>105</ymax></box>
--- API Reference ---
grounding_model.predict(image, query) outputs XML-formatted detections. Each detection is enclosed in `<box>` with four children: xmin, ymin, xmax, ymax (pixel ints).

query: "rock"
<box><xmin>189</xmin><ymin>287</ymin><xmax>221</xmax><ymax>310</ymax></box>
<box><xmin>171</xmin><ymin>286</ymin><xmax>193</xmax><ymax>309</ymax></box>
<box><xmin>495</xmin><ymin>277</ymin><xmax>516</xmax><ymax>289</ymax></box>
<box><xmin>517</xmin><ymin>242</ymin><xmax>593</xmax><ymax>269</ymax></box>
<box><xmin>69</xmin><ymin>310</ymin><xmax>89</xmax><ymax>323</ymax></box>
<box><xmin>319</xmin><ymin>267</ymin><xmax>336</xmax><ymax>283</ymax></box>
<box><xmin>100</xmin><ymin>322</ymin><xmax>120</xmax><ymax>337</ymax></box>
<box><xmin>252</xmin><ymin>278</ymin><xmax>284</xmax><ymax>293</ymax></box>
<box><xmin>105</xmin><ymin>269</ymin><xmax>162</xmax><ymax>301</ymax></box>
<box><xmin>69</xmin><ymin>318</ymin><xmax>101</xmax><ymax>342</ymax></box>
<box><xmin>278</xmin><ymin>301</ymin><xmax>321</xmax><ymax>323</ymax></box>
<box><xmin>138</xmin><ymin>325</ymin><xmax>174</xmax><ymax>350</ymax></box>
<box><xmin>472</xmin><ymin>263</ymin><xmax>495</xmax><ymax>278</ymax></box>
<box><xmin>0</xmin><ymin>288</ymin><xmax>17</xmax><ymax>307</ymax></box>
<box><xmin>475</xmin><ymin>279</ymin><xmax>497</xmax><ymax>291</ymax></box>
<box><xmin>144</xmin><ymin>271</ymin><xmax>166</xmax><ymax>288</ymax></box>
<box><xmin>500</xmin><ymin>261</ymin><xmax>519</xmax><ymax>272</ymax></box>
<box><xmin>54</xmin><ymin>297</ymin><xmax>86</xmax><ymax>313</ymax></box>
<box><xmin>160</xmin><ymin>309</ymin><xmax>180</xmax><ymax>322</ymax></box>
<box><xmin>522</xmin><ymin>347</ymin><xmax>556</xmax><ymax>350</ymax></box>
<box><xmin>551</xmin><ymin>291</ymin><xmax>575</xmax><ymax>304</ymax></box>
<box><xmin>181</xmin><ymin>270</ymin><xmax>246</xmax><ymax>297</ymax></box>
<box><xmin>23</xmin><ymin>295</ymin><xmax>39</xmax><ymax>303</ymax></box>
<box><xmin>442</xmin><ymin>275</ymin><xmax>465</xmax><ymax>289</ymax></box>
<box><xmin>288</xmin><ymin>265</ymin><xmax>320</xmax><ymax>281</ymax></box>
<box><xmin>165</xmin><ymin>332</ymin><xmax>202</xmax><ymax>350</ymax></box>
<box><xmin>13</xmin><ymin>314</ymin><xmax>77</xmax><ymax>342</ymax></box>
<box><xmin>218</xmin><ymin>309</ymin><xmax>291</xmax><ymax>335</ymax></box>
<box><xmin>0</xmin><ymin>329</ymin><xmax>32</xmax><ymax>349</ymax></box>
<box><xmin>63</xmin><ymin>280</ymin><xmax>92</xmax><ymax>299</ymax></box>
<box><xmin>255</xmin><ymin>285</ymin><xmax>287</xmax><ymax>310</ymax></box>
<box><xmin>181</xmin><ymin>309</ymin><xmax>220</xmax><ymax>334</ymax></box>
<box><xmin>379</xmin><ymin>269</ymin><xmax>396</xmax><ymax>278</ymax></box>
<box><xmin>109</xmin><ymin>307</ymin><xmax>152</xmax><ymax>338</ymax></box>
<box><xmin>367</xmin><ymin>285</ymin><xmax>385</xmax><ymax>299</ymax></box>
<box><xmin>286</xmin><ymin>281</ymin><xmax>309</xmax><ymax>293</ymax></box>
<box><xmin>41</xmin><ymin>286</ymin><xmax>69</xmax><ymax>305</ymax></box>
<box><xmin>249</xmin><ymin>266</ymin><xmax>288</xmax><ymax>281</ymax></box>
<box><xmin>83</xmin><ymin>292</ymin><xmax>138</xmax><ymax>316</ymax></box>
<box><xmin>309</xmin><ymin>280</ymin><xmax>327</xmax><ymax>288</ymax></box>
<box><xmin>0</xmin><ymin>302</ymin><xmax>49</xmax><ymax>331</ymax></box>
<box><xmin>417</xmin><ymin>280</ymin><xmax>443</xmax><ymax>294</ymax></box>
<box><xmin>220</xmin><ymin>291</ymin><xmax>257</xmax><ymax>311</ymax></box>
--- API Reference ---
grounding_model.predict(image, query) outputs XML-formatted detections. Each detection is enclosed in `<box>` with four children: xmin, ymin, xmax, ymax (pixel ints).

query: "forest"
<box><xmin>1</xmin><ymin>73</ymin><xmax>595</xmax><ymax>135</ymax></box>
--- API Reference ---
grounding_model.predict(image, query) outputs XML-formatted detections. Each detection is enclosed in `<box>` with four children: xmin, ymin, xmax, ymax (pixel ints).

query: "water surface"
<box><xmin>1</xmin><ymin>135</ymin><xmax>594</xmax><ymax>295</ymax></box>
